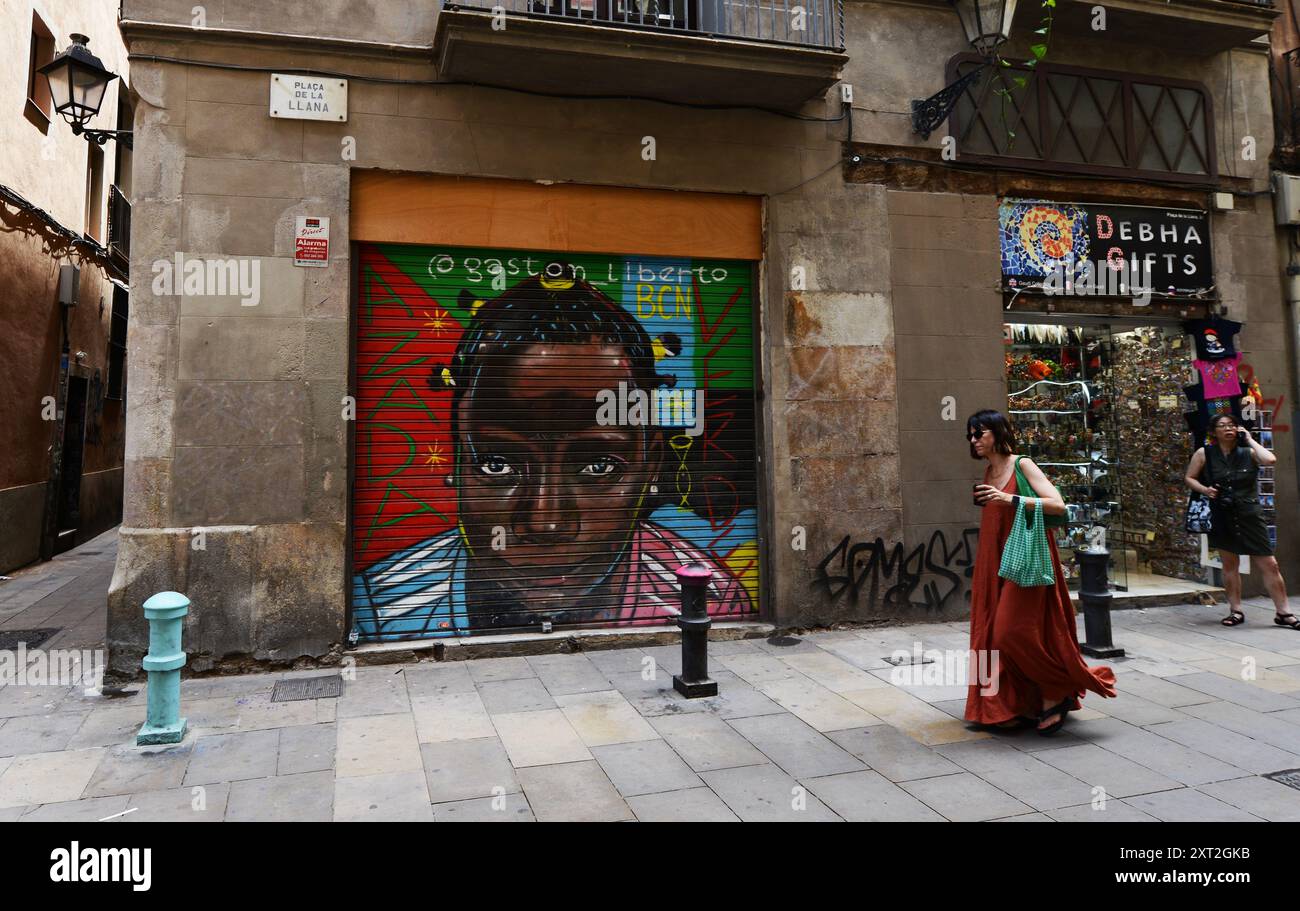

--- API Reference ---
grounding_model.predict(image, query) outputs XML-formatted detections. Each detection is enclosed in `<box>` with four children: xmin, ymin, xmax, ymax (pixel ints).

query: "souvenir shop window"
<box><xmin>1005</xmin><ymin>323</ymin><xmax>1125</xmax><ymax>591</ymax></box>
<box><xmin>1005</xmin><ymin>322</ymin><xmax>1208</xmax><ymax>590</ymax></box>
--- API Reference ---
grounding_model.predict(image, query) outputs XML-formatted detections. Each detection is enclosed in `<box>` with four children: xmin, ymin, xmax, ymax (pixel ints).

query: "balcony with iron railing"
<box><xmin>1038</xmin><ymin>0</ymin><xmax>1278</xmax><ymax>54</ymax></box>
<box><xmin>452</xmin><ymin>0</ymin><xmax>844</xmax><ymax>48</ymax></box>
<box><xmin>432</xmin><ymin>0</ymin><xmax>847</xmax><ymax>109</ymax></box>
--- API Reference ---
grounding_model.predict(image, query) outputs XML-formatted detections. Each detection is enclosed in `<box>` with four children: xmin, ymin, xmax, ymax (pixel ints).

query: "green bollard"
<box><xmin>136</xmin><ymin>591</ymin><xmax>189</xmax><ymax>746</ymax></box>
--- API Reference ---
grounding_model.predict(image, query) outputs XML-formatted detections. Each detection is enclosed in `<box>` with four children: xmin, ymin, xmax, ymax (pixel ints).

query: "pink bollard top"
<box><xmin>675</xmin><ymin>563</ymin><xmax>713</xmax><ymax>583</ymax></box>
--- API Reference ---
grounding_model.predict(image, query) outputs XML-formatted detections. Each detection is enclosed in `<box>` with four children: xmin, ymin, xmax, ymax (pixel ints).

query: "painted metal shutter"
<box><xmin>351</xmin><ymin>244</ymin><xmax>761</xmax><ymax>642</ymax></box>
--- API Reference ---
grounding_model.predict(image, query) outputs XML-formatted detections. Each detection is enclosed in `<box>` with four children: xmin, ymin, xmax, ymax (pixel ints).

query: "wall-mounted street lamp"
<box><xmin>911</xmin><ymin>0</ymin><xmax>1018</xmax><ymax>140</ymax></box>
<box><xmin>38</xmin><ymin>34</ymin><xmax>132</xmax><ymax>149</ymax></box>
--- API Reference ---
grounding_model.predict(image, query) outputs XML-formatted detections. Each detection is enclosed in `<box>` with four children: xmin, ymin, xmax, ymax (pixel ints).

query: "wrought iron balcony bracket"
<box><xmin>911</xmin><ymin>61</ymin><xmax>989</xmax><ymax>140</ymax></box>
<box><xmin>72</xmin><ymin>124</ymin><xmax>133</xmax><ymax>150</ymax></box>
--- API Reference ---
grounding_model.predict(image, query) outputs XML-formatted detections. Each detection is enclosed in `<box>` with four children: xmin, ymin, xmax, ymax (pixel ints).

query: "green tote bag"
<box><xmin>998</xmin><ymin>461</ymin><xmax>1057</xmax><ymax>588</ymax></box>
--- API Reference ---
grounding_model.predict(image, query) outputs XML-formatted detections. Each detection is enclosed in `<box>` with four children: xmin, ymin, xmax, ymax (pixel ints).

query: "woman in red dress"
<box><xmin>965</xmin><ymin>410</ymin><xmax>1117</xmax><ymax>734</ymax></box>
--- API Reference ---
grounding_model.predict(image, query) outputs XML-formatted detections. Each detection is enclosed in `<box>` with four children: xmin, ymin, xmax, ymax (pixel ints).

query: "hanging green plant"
<box><xmin>991</xmin><ymin>0</ymin><xmax>1055</xmax><ymax>152</ymax></box>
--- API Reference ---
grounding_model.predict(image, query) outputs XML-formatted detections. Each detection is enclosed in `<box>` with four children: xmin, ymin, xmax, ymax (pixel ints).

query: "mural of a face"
<box><xmin>351</xmin><ymin>246</ymin><xmax>760</xmax><ymax>642</ymax></box>
<box><xmin>456</xmin><ymin>339</ymin><xmax>662</xmax><ymax>623</ymax></box>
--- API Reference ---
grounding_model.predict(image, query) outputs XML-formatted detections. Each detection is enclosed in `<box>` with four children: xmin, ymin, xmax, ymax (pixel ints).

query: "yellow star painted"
<box><xmin>424</xmin><ymin>443</ymin><xmax>447</xmax><ymax>469</ymax></box>
<box><xmin>423</xmin><ymin>308</ymin><xmax>450</xmax><ymax>337</ymax></box>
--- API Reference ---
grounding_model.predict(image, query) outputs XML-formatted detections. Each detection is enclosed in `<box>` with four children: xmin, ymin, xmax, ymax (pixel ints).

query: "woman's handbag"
<box><xmin>1185</xmin><ymin>445</ymin><xmax>1214</xmax><ymax>535</ymax></box>
<box><xmin>999</xmin><ymin>461</ymin><xmax>1058</xmax><ymax>588</ymax></box>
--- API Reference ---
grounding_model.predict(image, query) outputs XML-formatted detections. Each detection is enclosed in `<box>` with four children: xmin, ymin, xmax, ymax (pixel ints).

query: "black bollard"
<box><xmin>673</xmin><ymin>563</ymin><xmax>718</xmax><ymax>698</ymax></box>
<box><xmin>1075</xmin><ymin>549</ymin><xmax>1125</xmax><ymax>658</ymax></box>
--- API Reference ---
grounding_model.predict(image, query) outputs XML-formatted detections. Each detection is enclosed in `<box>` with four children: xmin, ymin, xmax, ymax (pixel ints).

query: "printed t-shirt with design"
<box><xmin>1194</xmin><ymin>354</ymin><xmax>1242</xmax><ymax>400</ymax></box>
<box><xmin>1184</xmin><ymin>317</ymin><xmax>1242</xmax><ymax>361</ymax></box>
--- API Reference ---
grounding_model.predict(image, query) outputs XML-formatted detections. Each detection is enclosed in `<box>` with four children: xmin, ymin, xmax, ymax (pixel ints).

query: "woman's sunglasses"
<box><xmin>966</xmin><ymin>427</ymin><xmax>988</xmax><ymax>441</ymax></box>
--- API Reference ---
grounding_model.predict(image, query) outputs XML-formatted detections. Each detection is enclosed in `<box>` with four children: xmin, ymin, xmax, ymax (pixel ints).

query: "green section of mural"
<box><xmin>376</xmin><ymin>244</ymin><xmax>754</xmax><ymax>388</ymax></box>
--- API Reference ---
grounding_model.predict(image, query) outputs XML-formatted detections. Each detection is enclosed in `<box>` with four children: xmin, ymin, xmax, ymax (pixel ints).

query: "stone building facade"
<box><xmin>109</xmin><ymin>0</ymin><xmax>1296</xmax><ymax>673</ymax></box>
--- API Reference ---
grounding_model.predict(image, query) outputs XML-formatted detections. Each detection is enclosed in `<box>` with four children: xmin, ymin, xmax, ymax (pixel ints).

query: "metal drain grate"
<box><xmin>0</xmin><ymin>628</ymin><xmax>61</xmax><ymax>650</ymax></box>
<box><xmin>271</xmin><ymin>675</ymin><xmax>343</xmax><ymax>702</ymax></box>
<box><xmin>1265</xmin><ymin>769</ymin><xmax>1300</xmax><ymax>792</ymax></box>
<box><xmin>766</xmin><ymin>635</ymin><xmax>802</xmax><ymax>648</ymax></box>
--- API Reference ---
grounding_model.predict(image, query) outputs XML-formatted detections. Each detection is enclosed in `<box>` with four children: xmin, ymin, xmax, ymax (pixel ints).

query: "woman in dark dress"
<box><xmin>1183</xmin><ymin>414</ymin><xmax>1294</xmax><ymax>628</ymax></box>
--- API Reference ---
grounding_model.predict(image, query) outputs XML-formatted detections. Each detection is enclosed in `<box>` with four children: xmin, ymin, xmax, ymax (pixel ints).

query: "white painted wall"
<box><xmin>0</xmin><ymin>0</ymin><xmax>130</xmax><ymax>233</ymax></box>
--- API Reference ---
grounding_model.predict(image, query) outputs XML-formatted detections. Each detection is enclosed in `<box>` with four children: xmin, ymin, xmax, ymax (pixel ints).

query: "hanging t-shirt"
<box><xmin>1184</xmin><ymin>317</ymin><xmax>1242</xmax><ymax>361</ymax></box>
<box><xmin>1183</xmin><ymin>380</ymin><xmax>1247</xmax><ymax>445</ymax></box>
<box><xmin>1194</xmin><ymin>354</ymin><xmax>1242</xmax><ymax>399</ymax></box>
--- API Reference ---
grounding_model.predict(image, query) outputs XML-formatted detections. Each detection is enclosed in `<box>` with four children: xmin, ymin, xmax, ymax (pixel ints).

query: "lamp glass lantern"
<box><xmin>38</xmin><ymin>34</ymin><xmax>117</xmax><ymax>133</ymax></box>
<box><xmin>951</xmin><ymin>0</ymin><xmax>1018</xmax><ymax>58</ymax></box>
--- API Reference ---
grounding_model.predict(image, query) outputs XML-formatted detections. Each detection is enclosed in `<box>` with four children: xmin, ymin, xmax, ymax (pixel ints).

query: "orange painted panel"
<box><xmin>351</xmin><ymin>172</ymin><xmax>762</xmax><ymax>260</ymax></box>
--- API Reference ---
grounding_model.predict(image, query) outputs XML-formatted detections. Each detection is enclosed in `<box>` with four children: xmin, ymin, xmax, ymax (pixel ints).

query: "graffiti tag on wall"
<box><xmin>812</xmin><ymin>528</ymin><xmax>980</xmax><ymax>612</ymax></box>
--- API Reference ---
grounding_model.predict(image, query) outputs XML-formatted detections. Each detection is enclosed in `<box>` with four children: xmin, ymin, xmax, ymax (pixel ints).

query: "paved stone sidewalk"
<box><xmin>3</xmin><ymin>581</ymin><xmax>1300</xmax><ymax>821</ymax></box>
<box><xmin>0</xmin><ymin>526</ymin><xmax>117</xmax><ymax>650</ymax></box>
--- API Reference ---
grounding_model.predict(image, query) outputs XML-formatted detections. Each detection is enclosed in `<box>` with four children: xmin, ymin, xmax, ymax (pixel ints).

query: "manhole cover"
<box><xmin>766</xmin><ymin>635</ymin><xmax>802</xmax><ymax>647</ymax></box>
<box><xmin>0</xmin><ymin>628</ymin><xmax>60</xmax><ymax>650</ymax></box>
<box><xmin>1265</xmin><ymin>768</ymin><xmax>1300</xmax><ymax>791</ymax></box>
<box><xmin>271</xmin><ymin>675</ymin><xmax>343</xmax><ymax>702</ymax></box>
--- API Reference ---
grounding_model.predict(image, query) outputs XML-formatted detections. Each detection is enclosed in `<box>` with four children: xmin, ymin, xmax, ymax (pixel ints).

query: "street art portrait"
<box><xmin>350</xmin><ymin>246</ymin><xmax>760</xmax><ymax>642</ymax></box>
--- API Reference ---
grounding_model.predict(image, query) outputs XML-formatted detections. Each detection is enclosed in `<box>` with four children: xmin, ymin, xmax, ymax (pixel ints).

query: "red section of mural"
<box><xmin>353</xmin><ymin>247</ymin><xmax>462</xmax><ymax>572</ymax></box>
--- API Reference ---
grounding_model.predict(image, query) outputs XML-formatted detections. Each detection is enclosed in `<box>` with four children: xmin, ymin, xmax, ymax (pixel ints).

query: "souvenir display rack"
<box><xmin>1005</xmin><ymin>324</ymin><xmax>1125</xmax><ymax>591</ymax></box>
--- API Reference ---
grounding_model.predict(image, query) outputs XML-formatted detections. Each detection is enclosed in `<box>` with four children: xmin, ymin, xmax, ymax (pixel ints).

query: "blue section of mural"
<box><xmin>353</xmin><ymin>533</ymin><xmax>470</xmax><ymax>639</ymax></box>
<box><xmin>620</xmin><ymin>257</ymin><xmax>697</xmax><ymax>428</ymax></box>
<box><xmin>648</xmin><ymin>504</ymin><xmax>759</xmax><ymax>556</ymax></box>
